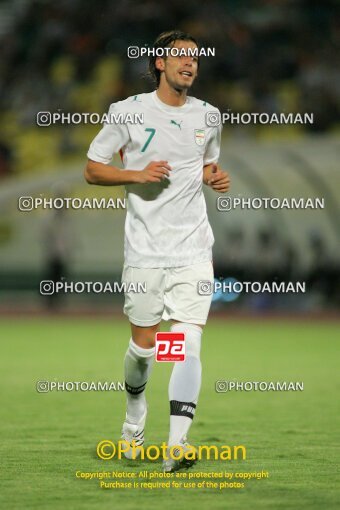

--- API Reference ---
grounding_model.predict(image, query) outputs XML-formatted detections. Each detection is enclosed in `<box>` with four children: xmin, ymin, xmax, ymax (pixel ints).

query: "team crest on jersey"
<box><xmin>194</xmin><ymin>129</ymin><xmax>205</xmax><ymax>146</ymax></box>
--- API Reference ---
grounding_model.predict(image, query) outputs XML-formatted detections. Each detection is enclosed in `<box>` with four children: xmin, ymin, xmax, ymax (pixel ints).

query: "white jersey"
<box><xmin>87</xmin><ymin>91</ymin><xmax>222</xmax><ymax>268</ymax></box>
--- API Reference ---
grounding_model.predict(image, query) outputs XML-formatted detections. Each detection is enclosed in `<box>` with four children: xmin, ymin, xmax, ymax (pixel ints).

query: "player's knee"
<box><xmin>170</xmin><ymin>322</ymin><xmax>202</xmax><ymax>359</ymax></box>
<box><xmin>130</xmin><ymin>323</ymin><xmax>159</xmax><ymax>348</ymax></box>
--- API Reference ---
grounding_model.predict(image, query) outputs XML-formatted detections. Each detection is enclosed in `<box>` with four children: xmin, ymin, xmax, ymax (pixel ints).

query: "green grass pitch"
<box><xmin>1</xmin><ymin>318</ymin><xmax>339</xmax><ymax>510</ymax></box>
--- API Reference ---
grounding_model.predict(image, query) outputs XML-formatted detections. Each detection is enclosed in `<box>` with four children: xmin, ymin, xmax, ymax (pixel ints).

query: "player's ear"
<box><xmin>155</xmin><ymin>56</ymin><xmax>165</xmax><ymax>72</ymax></box>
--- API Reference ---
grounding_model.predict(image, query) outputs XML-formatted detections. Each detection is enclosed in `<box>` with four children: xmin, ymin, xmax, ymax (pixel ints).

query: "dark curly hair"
<box><xmin>148</xmin><ymin>30</ymin><xmax>200</xmax><ymax>87</ymax></box>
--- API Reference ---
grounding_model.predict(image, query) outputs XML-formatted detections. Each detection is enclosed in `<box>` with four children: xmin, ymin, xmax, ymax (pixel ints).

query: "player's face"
<box><xmin>157</xmin><ymin>40</ymin><xmax>199</xmax><ymax>91</ymax></box>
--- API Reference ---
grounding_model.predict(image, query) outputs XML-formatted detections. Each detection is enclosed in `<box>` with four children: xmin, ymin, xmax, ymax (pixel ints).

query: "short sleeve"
<box><xmin>203</xmin><ymin>122</ymin><xmax>222</xmax><ymax>166</ymax></box>
<box><xmin>87</xmin><ymin>103</ymin><xmax>130</xmax><ymax>164</ymax></box>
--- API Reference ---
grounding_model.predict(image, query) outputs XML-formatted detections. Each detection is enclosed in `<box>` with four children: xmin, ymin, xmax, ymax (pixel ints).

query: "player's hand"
<box><xmin>205</xmin><ymin>163</ymin><xmax>230</xmax><ymax>193</ymax></box>
<box><xmin>137</xmin><ymin>161</ymin><xmax>172</xmax><ymax>184</ymax></box>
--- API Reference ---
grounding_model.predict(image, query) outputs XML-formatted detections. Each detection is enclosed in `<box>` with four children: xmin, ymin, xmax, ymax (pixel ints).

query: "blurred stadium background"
<box><xmin>0</xmin><ymin>0</ymin><xmax>339</xmax><ymax>314</ymax></box>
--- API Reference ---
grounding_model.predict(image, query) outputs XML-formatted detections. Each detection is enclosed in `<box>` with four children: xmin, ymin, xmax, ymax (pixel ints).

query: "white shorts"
<box><xmin>122</xmin><ymin>261</ymin><xmax>214</xmax><ymax>327</ymax></box>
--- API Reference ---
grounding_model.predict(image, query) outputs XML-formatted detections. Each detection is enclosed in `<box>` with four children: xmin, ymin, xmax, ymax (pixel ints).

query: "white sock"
<box><xmin>124</xmin><ymin>338</ymin><xmax>155</xmax><ymax>424</ymax></box>
<box><xmin>168</xmin><ymin>323</ymin><xmax>202</xmax><ymax>446</ymax></box>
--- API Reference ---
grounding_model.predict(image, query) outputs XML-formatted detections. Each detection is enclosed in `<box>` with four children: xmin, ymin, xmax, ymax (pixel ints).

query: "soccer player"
<box><xmin>85</xmin><ymin>30</ymin><xmax>230</xmax><ymax>472</ymax></box>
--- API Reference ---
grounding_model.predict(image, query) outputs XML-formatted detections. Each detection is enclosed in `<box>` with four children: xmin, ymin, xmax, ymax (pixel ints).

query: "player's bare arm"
<box><xmin>85</xmin><ymin>159</ymin><xmax>171</xmax><ymax>185</ymax></box>
<box><xmin>203</xmin><ymin>163</ymin><xmax>230</xmax><ymax>193</ymax></box>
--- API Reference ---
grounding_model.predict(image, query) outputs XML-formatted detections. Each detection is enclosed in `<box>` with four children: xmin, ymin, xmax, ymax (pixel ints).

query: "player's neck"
<box><xmin>156</xmin><ymin>86</ymin><xmax>187</xmax><ymax>107</ymax></box>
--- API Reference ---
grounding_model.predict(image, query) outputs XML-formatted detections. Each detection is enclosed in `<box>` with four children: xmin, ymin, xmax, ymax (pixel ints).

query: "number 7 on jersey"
<box><xmin>141</xmin><ymin>128</ymin><xmax>156</xmax><ymax>152</ymax></box>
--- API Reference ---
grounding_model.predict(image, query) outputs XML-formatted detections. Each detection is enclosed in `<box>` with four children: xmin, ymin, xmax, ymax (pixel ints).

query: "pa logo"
<box><xmin>155</xmin><ymin>332</ymin><xmax>185</xmax><ymax>362</ymax></box>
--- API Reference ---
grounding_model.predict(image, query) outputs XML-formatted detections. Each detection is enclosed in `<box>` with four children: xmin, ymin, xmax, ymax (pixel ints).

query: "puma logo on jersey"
<box><xmin>170</xmin><ymin>120</ymin><xmax>182</xmax><ymax>129</ymax></box>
